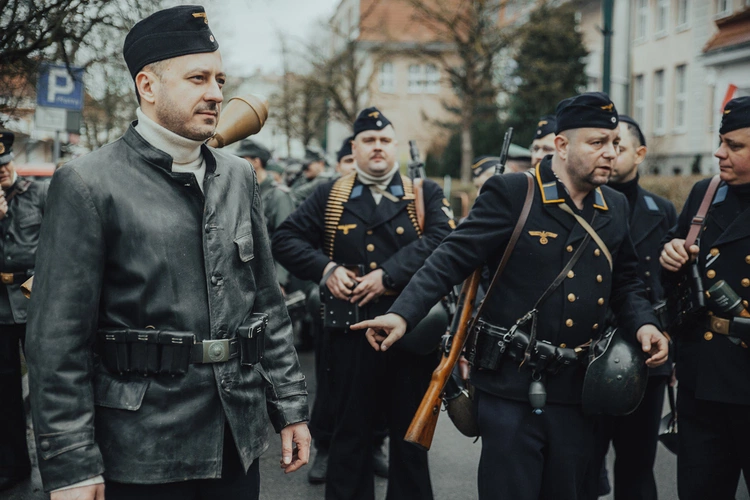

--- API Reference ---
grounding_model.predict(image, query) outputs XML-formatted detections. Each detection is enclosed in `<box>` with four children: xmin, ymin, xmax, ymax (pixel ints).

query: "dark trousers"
<box><xmin>677</xmin><ymin>388</ymin><xmax>750</xmax><ymax>500</ymax></box>
<box><xmin>0</xmin><ymin>323</ymin><xmax>30</xmax><ymax>480</ymax></box>
<box><xmin>106</xmin><ymin>428</ymin><xmax>259</xmax><ymax>500</ymax></box>
<box><xmin>585</xmin><ymin>375</ymin><xmax>666</xmax><ymax>500</ymax></box>
<box><xmin>476</xmin><ymin>389</ymin><xmax>595</xmax><ymax>500</ymax></box>
<box><xmin>325</xmin><ymin>330</ymin><xmax>435</xmax><ymax>500</ymax></box>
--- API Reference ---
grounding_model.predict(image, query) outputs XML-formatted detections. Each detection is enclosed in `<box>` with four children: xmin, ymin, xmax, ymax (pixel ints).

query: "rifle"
<box><xmin>405</xmin><ymin>127</ymin><xmax>514</xmax><ymax>450</ymax></box>
<box><xmin>408</xmin><ymin>140</ymin><xmax>427</xmax><ymax>231</ymax></box>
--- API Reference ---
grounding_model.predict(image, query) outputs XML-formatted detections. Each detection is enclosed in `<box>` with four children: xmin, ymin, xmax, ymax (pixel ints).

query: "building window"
<box><xmin>656</xmin><ymin>0</ymin><xmax>669</xmax><ymax>34</ymax></box>
<box><xmin>654</xmin><ymin>70</ymin><xmax>666</xmax><ymax>135</ymax></box>
<box><xmin>408</xmin><ymin>64</ymin><xmax>440</xmax><ymax>94</ymax></box>
<box><xmin>378</xmin><ymin>62</ymin><xmax>395</xmax><ymax>93</ymax></box>
<box><xmin>634</xmin><ymin>74</ymin><xmax>646</xmax><ymax>126</ymax></box>
<box><xmin>676</xmin><ymin>0</ymin><xmax>690</xmax><ymax>28</ymax></box>
<box><xmin>674</xmin><ymin>65</ymin><xmax>687</xmax><ymax>132</ymax></box>
<box><xmin>716</xmin><ymin>0</ymin><xmax>732</xmax><ymax>17</ymax></box>
<box><xmin>635</xmin><ymin>0</ymin><xmax>648</xmax><ymax>40</ymax></box>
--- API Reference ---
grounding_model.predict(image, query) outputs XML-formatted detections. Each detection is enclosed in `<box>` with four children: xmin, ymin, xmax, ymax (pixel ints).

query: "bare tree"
<box><xmin>398</xmin><ymin>0</ymin><xmax>507</xmax><ymax>183</ymax></box>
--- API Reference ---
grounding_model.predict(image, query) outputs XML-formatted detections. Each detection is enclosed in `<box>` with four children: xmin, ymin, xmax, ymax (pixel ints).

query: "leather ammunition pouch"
<box><xmin>472</xmin><ymin>320</ymin><xmax>583</xmax><ymax>375</ymax></box>
<box><xmin>99</xmin><ymin>314</ymin><xmax>268</xmax><ymax>376</ymax></box>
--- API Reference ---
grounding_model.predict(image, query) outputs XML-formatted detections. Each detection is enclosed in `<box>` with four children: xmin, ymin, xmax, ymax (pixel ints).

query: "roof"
<box><xmin>703</xmin><ymin>7</ymin><xmax>750</xmax><ymax>54</ymax></box>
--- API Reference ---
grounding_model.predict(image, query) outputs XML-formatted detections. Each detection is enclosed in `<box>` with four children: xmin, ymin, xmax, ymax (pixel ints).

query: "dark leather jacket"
<box><xmin>0</xmin><ymin>177</ymin><xmax>47</xmax><ymax>324</ymax></box>
<box><xmin>25</xmin><ymin>126</ymin><xmax>308</xmax><ymax>492</ymax></box>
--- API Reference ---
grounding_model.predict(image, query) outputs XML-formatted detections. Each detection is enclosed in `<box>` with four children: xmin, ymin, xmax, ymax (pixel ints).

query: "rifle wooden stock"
<box><xmin>404</xmin><ymin>268</ymin><xmax>483</xmax><ymax>450</ymax></box>
<box><xmin>413</xmin><ymin>178</ymin><xmax>425</xmax><ymax>231</ymax></box>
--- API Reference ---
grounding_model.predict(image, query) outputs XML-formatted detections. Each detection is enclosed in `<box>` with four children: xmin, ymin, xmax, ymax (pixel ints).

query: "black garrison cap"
<box><xmin>535</xmin><ymin>115</ymin><xmax>557</xmax><ymax>138</ymax></box>
<box><xmin>123</xmin><ymin>5</ymin><xmax>219</xmax><ymax>79</ymax></box>
<box><xmin>618</xmin><ymin>114</ymin><xmax>646</xmax><ymax>147</ymax></box>
<box><xmin>235</xmin><ymin>139</ymin><xmax>270</xmax><ymax>163</ymax></box>
<box><xmin>0</xmin><ymin>131</ymin><xmax>14</xmax><ymax>165</ymax></box>
<box><xmin>353</xmin><ymin>107</ymin><xmax>392</xmax><ymax>138</ymax></box>
<box><xmin>336</xmin><ymin>136</ymin><xmax>354</xmax><ymax>162</ymax></box>
<box><xmin>720</xmin><ymin>96</ymin><xmax>750</xmax><ymax>135</ymax></box>
<box><xmin>555</xmin><ymin>92</ymin><xmax>618</xmax><ymax>134</ymax></box>
<box><xmin>472</xmin><ymin>156</ymin><xmax>502</xmax><ymax>178</ymax></box>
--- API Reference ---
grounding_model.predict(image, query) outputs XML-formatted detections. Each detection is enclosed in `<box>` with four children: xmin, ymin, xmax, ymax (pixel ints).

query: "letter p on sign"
<box><xmin>47</xmin><ymin>68</ymin><xmax>75</xmax><ymax>103</ymax></box>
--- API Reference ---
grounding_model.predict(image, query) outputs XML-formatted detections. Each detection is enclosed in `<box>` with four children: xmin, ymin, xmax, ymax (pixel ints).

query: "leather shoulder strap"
<box><xmin>685</xmin><ymin>175</ymin><xmax>722</xmax><ymax>249</ymax></box>
<box><xmin>473</xmin><ymin>171</ymin><xmax>535</xmax><ymax>322</ymax></box>
<box><xmin>559</xmin><ymin>203</ymin><xmax>613</xmax><ymax>271</ymax></box>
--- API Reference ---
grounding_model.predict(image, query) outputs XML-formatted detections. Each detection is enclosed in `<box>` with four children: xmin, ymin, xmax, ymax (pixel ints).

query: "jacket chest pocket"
<box><xmin>17</xmin><ymin>212</ymin><xmax>42</xmax><ymax>229</ymax></box>
<box><xmin>234</xmin><ymin>233</ymin><xmax>254</xmax><ymax>262</ymax></box>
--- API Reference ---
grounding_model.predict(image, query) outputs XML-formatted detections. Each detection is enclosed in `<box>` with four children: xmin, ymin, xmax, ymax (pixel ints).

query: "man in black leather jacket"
<box><xmin>0</xmin><ymin>131</ymin><xmax>47</xmax><ymax>492</ymax></box>
<box><xmin>25</xmin><ymin>6</ymin><xmax>310</xmax><ymax>500</ymax></box>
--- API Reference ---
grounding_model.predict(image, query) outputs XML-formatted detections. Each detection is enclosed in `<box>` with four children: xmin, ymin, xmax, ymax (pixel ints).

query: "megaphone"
<box><xmin>206</xmin><ymin>94</ymin><xmax>269</xmax><ymax>148</ymax></box>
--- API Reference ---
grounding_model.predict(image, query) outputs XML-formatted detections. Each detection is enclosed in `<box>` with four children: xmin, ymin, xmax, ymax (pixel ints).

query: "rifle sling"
<box><xmin>558</xmin><ymin>203</ymin><xmax>612</xmax><ymax>271</ymax></box>
<box><xmin>685</xmin><ymin>175</ymin><xmax>722</xmax><ymax>249</ymax></box>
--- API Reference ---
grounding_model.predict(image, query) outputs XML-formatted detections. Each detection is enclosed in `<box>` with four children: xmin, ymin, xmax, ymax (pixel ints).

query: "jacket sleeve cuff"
<box><xmin>52</xmin><ymin>475</ymin><xmax>104</xmax><ymax>493</ymax></box>
<box><xmin>265</xmin><ymin>379</ymin><xmax>310</xmax><ymax>433</ymax></box>
<box><xmin>37</xmin><ymin>436</ymin><xmax>104</xmax><ymax>493</ymax></box>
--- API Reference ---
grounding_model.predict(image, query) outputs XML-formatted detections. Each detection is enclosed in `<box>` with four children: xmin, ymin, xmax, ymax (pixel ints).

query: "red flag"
<box><xmin>722</xmin><ymin>84</ymin><xmax>738</xmax><ymax>111</ymax></box>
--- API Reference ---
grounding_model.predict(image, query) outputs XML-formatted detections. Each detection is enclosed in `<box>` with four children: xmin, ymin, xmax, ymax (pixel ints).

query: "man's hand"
<box><xmin>323</xmin><ymin>262</ymin><xmax>358</xmax><ymax>301</ymax></box>
<box><xmin>279</xmin><ymin>422</ymin><xmax>311</xmax><ymax>474</ymax></box>
<box><xmin>350</xmin><ymin>313</ymin><xmax>407</xmax><ymax>351</ymax></box>
<box><xmin>51</xmin><ymin>484</ymin><xmax>105</xmax><ymax>500</ymax></box>
<box><xmin>350</xmin><ymin>269</ymin><xmax>386</xmax><ymax>307</ymax></box>
<box><xmin>0</xmin><ymin>191</ymin><xmax>7</xmax><ymax>220</ymax></box>
<box><xmin>660</xmin><ymin>238</ymin><xmax>699</xmax><ymax>272</ymax></box>
<box><xmin>636</xmin><ymin>324</ymin><xmax>669</xmax><ymax>368</ymax></box>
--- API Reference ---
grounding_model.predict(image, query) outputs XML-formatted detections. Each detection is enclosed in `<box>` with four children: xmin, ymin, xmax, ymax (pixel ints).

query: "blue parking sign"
<box><xmin>37</xmin><ymin>64</ymin><xmax>84</xmax><ymax>110</ymax></box>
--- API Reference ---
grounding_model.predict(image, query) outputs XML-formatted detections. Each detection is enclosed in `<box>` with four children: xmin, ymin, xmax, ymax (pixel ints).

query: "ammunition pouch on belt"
<box><xmin>472</xmin><ymin>320</ymin><xmax>583</xmax><ymax>375</ymax></box>
<box><xmin>99</xmin><ymin>314</ymin><xmax>268</xmax><ymax>376</ymax></box>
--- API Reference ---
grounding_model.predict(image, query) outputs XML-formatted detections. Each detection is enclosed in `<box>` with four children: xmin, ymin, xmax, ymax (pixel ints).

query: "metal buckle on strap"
<box><xmin>0</xmin><ymin>272</ymin><xmax>13</xmax><ymax>285</ymax></box>
<box><xmin>201</xmin><ymin>339</ymin><xmax>231</xmax><ymax>363</ymax></box>
<box><xmin>710</xmin><ymin>316</ymin><xmax>731</xmax><ymax>335</ymax></box>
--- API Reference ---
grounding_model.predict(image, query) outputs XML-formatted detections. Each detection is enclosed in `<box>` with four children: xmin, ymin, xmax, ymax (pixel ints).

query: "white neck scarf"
<box><xmin>355</xmin><ymin>162</ymin><xmax>400</xmax><ymax>204</ymax></box>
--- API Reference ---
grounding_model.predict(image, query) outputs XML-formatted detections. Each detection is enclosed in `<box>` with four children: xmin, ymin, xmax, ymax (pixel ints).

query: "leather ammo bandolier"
<box><xmin>323</xmin><ymin>172</ymin><xmax>422</xmax><ymax>259</ymax></box>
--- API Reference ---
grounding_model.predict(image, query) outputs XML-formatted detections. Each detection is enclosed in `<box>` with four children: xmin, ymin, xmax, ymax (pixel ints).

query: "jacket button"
<box><xmin>645</xmin><ymin>271</ymin><xmax>651</xmax><ymax>277</ymax></box>
<box><xmin>704</xmin><ymin>332</ymin><xmax>713</xmax><ymax>341</ymax></box>
<box><xmin>566</xmin><ymin>245</ymin><xmax>573</xmax><ymax>253</ymax></box>
<box><xmin>744</xmin><ymin>300</ymin><xmax>749</xmax><ymax>309</ymax></box>
<box><xmin>567</xmin><ymin>293</ymin><xmax>576</xmax><ymax>302</ymax></box>
<box><xmin>592</xmin><ymin>323</ymin><xmax>599</xmax><ymax>330</ymax></box>
<box><xmin>205</xmin><ymin>224</ymin><xmax>211</xmax><ymax>233</ymax></box>
<box><xmin>743</xmin><ymin>279</ymin><xmax>750</xmax><ymax>288</ymax></box>
<box><xmin>746</xmin><ymin>255</ymin><xmax>750</xmax><ymax>264</ymax></box>
<box><xmin>706</xmin><ymin>270</ymin><xmax>716</xmax><ymax>279</ymax></box>
<box><xmin>645</xmin><ymin>256</ymin><xmax>651</xmax><ymax>261</ymax></box>
<box><xmin>40</xmin><ymin>440</ymin><xmax>50</xmax><ymax>451</ymax></box>
<box><xmin>596</xmin><ymin>275</ymin><xmax>603</xmax><ymax>283</ymax></box>
<box><xmin>565</xmin><ymin>319</ymin><xmax>573</xmax><ymax>327</ymax></box>
<box><xmin>594</xmin><ymin>249</ymin><xmax>601</xmax><ymax>257</ymax></box>
<box><xmin>559</xmin><ymin>343</ymin><xmax>567</xmax><ymax>348</ymax></box>
<box><xmin>597</xmin><ymin>298</ymin><xmax>604</xmax><ymax>306</ymax></box>
<box><xmin>367</xmin><ymin>244</ymin><xmax>375</xmax><ymax>252</ymax></box>
<box><xmin>367</xmin><ymin>230</ymin><xmax>373</xmax><ymax>235</ymax></box>
<box><xmin>369</xmin><ymin>262</ymin><xmax>377</xmax><ymax>270</ymax></box>
<box><xmin>710</xmin><ymin>248</ymin><xmax>719</xmax><ymax>257</ymax></box>
<box><xmin>396</xmin><ymin>227</ymin><xmax>404</xmax><ymax>235</ymax></box>
<box><xmin>567</xmin><ymin>270</ymin><xmax>575</xmax><ymax>279</ymax></box>
<box><xmin>211</xmin><ymin>275</ymin><xmax>222</xmax><ymax>285</ymax></box>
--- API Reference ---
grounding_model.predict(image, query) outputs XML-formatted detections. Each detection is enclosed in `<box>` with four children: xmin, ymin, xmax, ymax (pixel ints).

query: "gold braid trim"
<box><xmin>402</xmin><ymin>176</ymin><xmax>423</xmax><ymax>237</ymax></box>
<box><xmin>324</xmin><ymin>172</ymin><xmax>357</xmax><ymax>258</ymax></box>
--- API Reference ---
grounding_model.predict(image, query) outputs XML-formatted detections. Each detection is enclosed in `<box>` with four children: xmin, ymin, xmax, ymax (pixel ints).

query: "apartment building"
<box><xmin>326</xmin><ymin>0</ymin><xmax>459</xmax><ymax>162</ymax></box>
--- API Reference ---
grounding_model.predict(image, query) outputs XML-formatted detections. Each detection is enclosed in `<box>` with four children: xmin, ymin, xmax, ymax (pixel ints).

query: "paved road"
<box><xmin>5</xmin><ymin>349</ymin><xmax>749</xmax><ymax>500</ymax></box>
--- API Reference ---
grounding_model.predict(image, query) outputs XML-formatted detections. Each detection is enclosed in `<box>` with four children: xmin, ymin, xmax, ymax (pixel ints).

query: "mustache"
<box><xmin>196</xmin><ymin>103</ymin><xmax>219</xmax><ymax>114</ymax></box>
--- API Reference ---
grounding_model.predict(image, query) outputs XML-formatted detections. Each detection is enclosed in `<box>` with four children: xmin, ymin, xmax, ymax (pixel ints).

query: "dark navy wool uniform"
<box><xmin>388</xmin><ymin>158</ymin><xmax>658</xmax><ymax>500</ymax></box>
<box><xmin>0</xmin><ymin>155</ymin><xmax>48</xmax><ymax>487</ymax></box>
<box><xmin>664</xmin><ymin>178</ymin><xmax>750</xmax><ymax>500</ymax></box>
<box><xmin>586</xmin><ymin>177</ymin><xmax>676</xmax><ymax>500</ymax></box>
<box><xmin>273</xmin><ymin>171</ymin><xmax>452</xmax><ymax>500</ymax></box>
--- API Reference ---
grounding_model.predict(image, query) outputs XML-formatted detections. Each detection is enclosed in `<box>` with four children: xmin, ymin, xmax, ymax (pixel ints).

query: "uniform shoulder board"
<box><xmin>643</xmin><ymin>195</ymin><xmax>659</xmax><ymax>212</ymax></box>
<box><xmin>712</xmin><ymin>184</ymin><xmax>728</xmax><ymax>205</ymax></box>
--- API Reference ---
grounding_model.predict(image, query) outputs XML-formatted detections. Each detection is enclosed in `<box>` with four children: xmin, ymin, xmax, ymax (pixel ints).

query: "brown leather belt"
<box><xmin>0</xmin><ymin>271</ymin><xmax>32</xmax><ymax>285</ymax></box>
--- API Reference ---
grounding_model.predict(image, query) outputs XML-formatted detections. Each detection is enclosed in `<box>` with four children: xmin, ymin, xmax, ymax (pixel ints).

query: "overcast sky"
<box><xmin>203</xmin><ymin>0</ymin><xmax>342</xmax><ymax>76</ymax></box>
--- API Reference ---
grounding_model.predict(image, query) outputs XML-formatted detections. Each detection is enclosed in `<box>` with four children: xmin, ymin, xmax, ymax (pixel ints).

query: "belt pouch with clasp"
<box><xmin>238</xmin><ymin>313</ymin><xmax>269</xmax><ymax>366</ymax></box>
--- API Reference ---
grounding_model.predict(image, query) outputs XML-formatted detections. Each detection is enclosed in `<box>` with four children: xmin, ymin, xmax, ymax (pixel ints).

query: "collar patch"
<box><xmin>350</xmin><ymin>185</ymin><xmax>363</xmax><ymax>199</ymax></box>
<box><xmin>712</xmin><ymin>184</ymin><xmax>728</xmax><ymax>205</ymax></box>
<box><xmin>644</xmin><ymin>195</ymin><xmax>659</xmax><ymax>212</ymax></box>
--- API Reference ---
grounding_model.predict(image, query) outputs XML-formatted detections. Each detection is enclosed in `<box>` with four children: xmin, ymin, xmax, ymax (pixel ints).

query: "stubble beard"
<box><xmin>155</xmin><ymin>91</ymin><xmax>217</xmax><ymax>142</ymax></box>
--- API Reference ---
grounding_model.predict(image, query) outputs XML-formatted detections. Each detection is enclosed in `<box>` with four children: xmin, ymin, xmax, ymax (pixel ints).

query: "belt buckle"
<box><xmin>0</xmin><ymin>273</ymin><xmax>13</xmax><ymax>285</ymax></box>
<box><xmin>202</xmin><ymin>339</ymin><xmax>230</xmax><ymax>363</ymax></box>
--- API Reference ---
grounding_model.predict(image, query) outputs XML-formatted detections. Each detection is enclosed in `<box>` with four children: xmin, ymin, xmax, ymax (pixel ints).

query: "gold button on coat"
<box><xmin>396</xmin><ymin>227</ymin><xmax>404</xmax><ymax>235</ymax></box>
<box><xmin>367</xmin><ymin>230</ymin><xmax>373</xmax><ymax>235</ymax></box>
<box><xmin>707</xmin><ymin>270</ymin><xmax>716</xmax><ymax>279</ymax></box>
<box><xmin>559</xmin><ymin>343</ymin><xmax>567</xmax><ymax>348</ymax></box>
<box><xmin>369</xmin><ymin>262</ymin><xmax>377</xmax><ymax>270</ymax></box>
<box><xmin>596</xmin><ymin>275</ymin><xmax>603</xmax><ymax>283</ymax></box>
<box><xmin>567</xmin><ymin>270</ymin><xmax>575</xmax><ymax>279</ymax></box>
<box><xmin>743</xmin><ymin>278</ymin><xmax>750</xmax><ymax>288</ymax></box>
<box><xmin>645</xmin><ymin>271</ymin><xmax>651</xmax><ymax>277</ymax></box>
<box><xmin>367</xmin><ymin>244</ymin><xmax>375</xmax><ymax>252</ymax></box>
<box><xmin>592</xmin><ymin>323</ymin><xmax>599</xmax><ymax>330</ymax></box>
<box><xmin>565</xmin><ymin>319</ymin><xmax>574</xmax><ymax>327</ymax></box>
<box><xmin>597</xmin><ymin>298</ymin><xmax>604</xmax><ymax>306</ymax></box>
<box><xmin>710</xmin><ymin>248</ymin><xmax>719</xmax><ymax>257</ymax></box>
<box><xmin>568</xmin><ymin>293</ymin><xmax>576</xmax><ymax>302</ymax></box>
<box><xmin>594</xmin><ymin>249</ymin><xmax>601</xmax><ymax>257</ymax></box>
<box><xmin>746</xmin><ymin>255</ymin><xmax>750</xmax><ymax>264</ymax></box>
<box><xmin>566</xmin><ymin>245</ymin><xmax>573</xmax><ymax>252</ymax></box>
<box><xmin>744</xmin><ymin>300</ymin><xmax>749</xmax><ymax>309</ymax></box>
<box><xmin>704</xmin><ymin>332</ymin><xmax>713</xmax><ymax>341</ymax></box>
